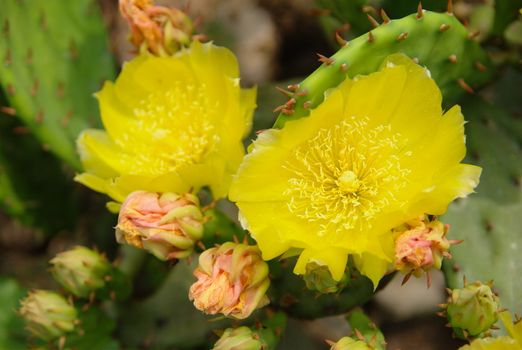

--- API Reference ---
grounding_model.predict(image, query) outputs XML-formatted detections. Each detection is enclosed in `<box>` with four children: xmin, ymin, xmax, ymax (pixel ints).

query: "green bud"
<box><xmin>446</xmin><ymin>281</ymin><xmax>500</xmax><ymax>338</ymax></box>
<box><xmin>50</xmin><ymin>246</ymin><xmax>112</xmax><ymax>298</ymax></box>
<box><xmin>19</xmin><ymin>290</ymin><xmax>77</xmax><ymax>341</ymax></box>
<box><xmin>212</xmin><ymin>327</ymin><xmax>267</xmax><ymax>350</ymax></box>
<box><xmin>303</xmin><ymin>262</ymin><xmax>348</xmax><ymax>294</ymax></box>
<box><xmin>330</xmin><ymin>337</ymin><xmax>372</xmax><ymax>350</ymax></box>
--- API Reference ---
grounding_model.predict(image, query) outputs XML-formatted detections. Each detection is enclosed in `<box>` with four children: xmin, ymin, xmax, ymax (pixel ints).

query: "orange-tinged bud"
<box><xmin>189</xmin><ymin>242</ymin><xmax>270</xmax><ymax>319</ymax></box>
<box><xmin>116</xmin><ymin>191</ymin><xmax>203</xmax><ymax>260</ymax></box>
<box><xmin>393</xmin><ymin>215</ymin><xmax>455</xmax><ymax>281</ymax></box>
<box><xmin>119</xmin><ymin>0</ymin><xmax>195</xmax><ymax>56</ymax></box>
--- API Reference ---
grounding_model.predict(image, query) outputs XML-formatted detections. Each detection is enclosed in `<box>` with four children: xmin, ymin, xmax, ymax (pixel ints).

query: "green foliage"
<box><xmin>492</xmin><ymin>0</ymin><xmax>522</xmax><ymax>36</ymax></box>
<box><xmin>442</xmin><ymin>77</ymin><xmax>522</xmax><ymax>318</ymax></box>
<box><xmin>0</xmin><ymin>278</ymin><xmax>26</xmax><ymax>350</ymax></box>
<box><xmin>0</xmin><ymin>0</ymin><xmax>115</xmax><ymax>168</ymax></box>
<box><xmin>275</xmin><ymin>10</ymin><xmax>492</xmax><ymax>127</ymax></box>
<box><xmin>0</xmin><ymin>105</ymin><xmax>77</xmax><ymax>235</ymax></box>
<box><xmin>346</xmin><ymin>309</ymin><xmax>386</xmax><ymax>350</ymax></box>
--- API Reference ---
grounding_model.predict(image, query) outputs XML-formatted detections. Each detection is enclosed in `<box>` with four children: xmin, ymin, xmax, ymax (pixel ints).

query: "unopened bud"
<box><xmin>116</xmin><ymin>191</ymin><xmax>204</xmax><ymax>261</ymax></box>
<box><xmin>330</xmin><ymin>337</ymin><xmax>372</xmax><ymax>350</ymax></box>
<box><xmin>303</xmin><ymin>262</ymin><xmax>348</xmax><ymax>294</ymax></box>
<box><xmin>119</xmin><ymin>0</ymin><xmax>195</xmax><ymax>56</ymax></box>
<box><xmin>189</xmin><ymin>242</ymin><xmax>270</xmax><ymax>319</ymax></box>
<box><xmin>212</xmin><ymin>326</ymin><xmax>267</xmax><ymax>350</ymax></box>
<box><xmin>445</xmin><ymin>281</ymin><xmax>500</xmax><ymax>338</ymax></box>
<box><xmin>50</xmin><ymin>246</ymin><xmax>112</xmax><ymax>298</ymax></box>
<box><xmin>393</xmin><ymin>215</ymin><xmax>455</xmax><ymax>279</ymax></box>
<box><xmin>19</xmin><ymin>290</ymin><xmax>77</xmax><ymax>341</ymax></box>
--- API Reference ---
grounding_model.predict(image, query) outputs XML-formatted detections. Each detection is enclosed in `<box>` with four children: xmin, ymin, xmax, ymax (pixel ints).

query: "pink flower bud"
<box><xmin>393</xmin><ymin>215</ymin><xmax>457</xmax><ymax>283</ymax></box>
<box><xmin>116</xmin><ymin>191</ymin><xmax>204</xmax><ymax>260</ymax></box>
<box><xmin>189</xmin><ymin>242</ymin><xmax>270</xmax><ymax>319</ymax></box>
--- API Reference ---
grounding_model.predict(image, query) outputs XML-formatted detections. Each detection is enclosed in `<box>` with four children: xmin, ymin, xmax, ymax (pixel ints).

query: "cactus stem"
<box><xmin>416</xmin><ymin>3</ymin><xmax>424</xmax><ymax>19</ymax></box>
<box><xmin>6</xmin><ymin>83</ymin><xmax>15</xmax><ymax>96</ymax></box>
<box><xmin>426</xmin><ymin>270</ymin><xmax>432</xmax><ymax>288</ymax></box>
<box><xmin>396</xmin><ymin>32</ymin><xmax>409</xmax><ymax>41</ymax></box>
<box><xmin>36</xmin><ymin>110</ymin><xmax>44</xmax><ymax>123</ymax></box>
<box><xmin>335</xmin><ymin>31</ymin><xmax>348</xmax><ymax>47</ymax></box>
<box><xmin>474</xmin><ymin>61</ymin><xmax>487</xmax><ymax>72</ymax></box>
<box><xmin>380</xmin><ymin>9</ymin><xmax>391</xmax><ymax>24</ymax></box>
<box><xmin>340</xmin><ymin>63</ymin><xmax>348</xmax><ymax>72</ymax></box>
<box><xmin>275</xmin><ymin>86</ymin><xmax>293</xmax><ymax>97</ymax></box>
<box><xmin>317</xmin><ymin>53</ymin><xmax>334</xmax><ymax>65</ymax></box>
<box><xmin>447</xmin><ymin>0</ymin><xmax>454</xmax><ymax>14</ymax></box>
<box><xmin>31</xmin><ymin>79</ymin><xmax>40</xmax><ymax>96</ymax></box>
<box><xmin>467</xmin><ymin>30</ymin><xmax>480</xmax><ymax>40</ymax></box>
<box><xmin>287</xmin><ymin>83</ymin><xmax>300</xmax><ymax>92</ymax></box>
<box><xmin>448</xmin><ymin>54</ymin><xmax>458</xmax><ymax>64</ymax></box>
<box><xmin>303</xmin><ymin>101</ymin><xmax>312</xmax><ymax>109</ymax></box>
<box><xmin>367</xmin><ymin>31</ymin><xmax>375</xmax><ymax>43</ymax></box>
<box><xmin>439</xmin><ymin>23</ymin><xmax>451</xmax><ymax>32</ymax></box>
<box><xmin>0</xmin><ymin>106</ymin><xmax>16</xmax><ymax>116</ymax></box>
<box><xmin>367</xmin><ymin>14</ymin><xmax>380</xmax><ymax>28</ymax></box>
<box><xmin>457</xmin><ymin>78</ymin><xmax>474</xmax><ymax>93</ymax></box>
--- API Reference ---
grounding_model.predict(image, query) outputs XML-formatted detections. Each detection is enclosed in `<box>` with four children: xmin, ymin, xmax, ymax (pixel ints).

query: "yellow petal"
<box><xmin>294</xmin><ymin>247</ymin><xmax>348</xmax><ymax>281</ymax></box>
<box><xmin>353</xmin><ymin>253</ymin><xmax>391</xmax><ymax>289</ymax></box>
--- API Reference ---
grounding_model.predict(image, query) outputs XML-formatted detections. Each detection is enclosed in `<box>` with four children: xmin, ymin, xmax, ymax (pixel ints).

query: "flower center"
<box><xmin>283</xmin><ymin>117</ymin><xmax>411</xmax><ymax>236</ymax></box>
<box><xmin>338</xmin><ymin>170</ymin><xmax>361</xmax><ymax>193</ymax></box>
<box><xmin>119</xmin><ymin>81</ymin><xmax>219</xmax><ymax>176</ymax></box>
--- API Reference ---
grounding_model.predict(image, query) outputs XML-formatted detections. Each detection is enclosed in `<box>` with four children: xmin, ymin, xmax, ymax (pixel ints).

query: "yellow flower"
<box><xmin>459</xmin><ymin>312</ymin><xmax>522</xmax><ymax>350</ymax></box>
<box><xmin>229</xmin><ymin>54</ymin><xmax>481</xmax><ymax>286</ymax></box>
<box><xmin>76</xmin><ymin>41</ymin><xmax>256</xmax><ymax>207</ymax></box>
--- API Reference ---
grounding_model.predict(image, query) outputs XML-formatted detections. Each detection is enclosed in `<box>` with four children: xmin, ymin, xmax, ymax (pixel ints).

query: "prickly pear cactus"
<box><xmin>442</xmin><ymin>91</ymin><xmax>522</xmax><ymax>318</ymax></box>
<box><xmin>274</xmin><ymin>10</ymin><xmax>492</xmax><ymax>127</ymax></box>
<box><xmin>0</xmin><ymin>0</ymin><xmax>115</xmax><ymax>168</ymax></box>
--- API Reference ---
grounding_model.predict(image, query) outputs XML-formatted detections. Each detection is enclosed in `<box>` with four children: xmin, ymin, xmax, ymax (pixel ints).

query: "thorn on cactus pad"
<box><xmin>0</xmin><ymin>106</ymin><xmax>16</xmax><ymax>116</ymax></box>
<box><xmin>439</xmin><ymin>24</ymin><xmax>451</xmax><ymax>32</ymax></box>
<box><xmin>475</xmin><ymin>61</ymin><xmax>487</xmax><ymax>72</ymax></box>
<box><xmin>56</xmin><ymin>82</ymin><xmax>65</xmax><ymax>98</ymax></box>
<box><xmin>69</xmin><ymin>40</ymin><xmax>78</xmax><ymax>59</ymax></box>
<box><xmin>396</xmin><ymin>32</ymin><xmax>409</xmax><ymax>41</ymax></box>
<box><xmin>468</xmin><ymin>30</ymin><xmax>480</xmax><ymax>40</ymax></box>
<box><xmin>24</xmin><ymin>50</ymin><xmax>34</xmax><ymax>68</ymax></box>
<box><xmin>287</xmin><ymin>83</ymin><xmax>300</xmax><ymax>92</ymax></box>
<box><xmin>31</xmin><ymin>79</ymin><xmax>40</xmax><ymax>96</ymax></box>
<box><xmin>448</xmin><ymin>54</ymin><xmax>458</xmax><ymax>64</ymax></box>
<box><xmin>12</xmin><ymin>126</ymin><xmax>30</xmax><ymax>135</ymax></box>
<box><xmin>340</xmin><ymin>63</ymin><xmax>348</xmax><ymax>72</ymax></box>
<box><xmin>295</xmin><ymin>90</ymin><xmax>308</xmax><ymax>97</ymax></box>
<box><xmin>367</xmin><ymin>14</ymin><xmax>379</xmax><ymax>28</ymax></box>
<box><xmin>39</xmin><ymin>10</ymin><xmax>47</xmax><ymax>30</ymax></box>
<box><xmin>367</xmin><ymin>31</ymin><xmax>375</xmax><ymax>43</ymax></box>
<box><xmin>275</xmin><ymin>86</ymin><xmax>293</xmax><ymax>97</ymax></box>
<box><xmin>303</xmin><ymin>101</ymin><xmax>312</xmax><ymax>109</ymax></box>
<box><xmin>457</xmin><ymin>78</ymin><xmax>474</xmax><ymax>93</ymax></box>
<box><xmin>447</xmin><ymin>0</ymin><xmax>454</xmax><ymax>14</ymax></box>
<box><xmin>317</xmin><ymin>53</ymin><xmax>334</xmax><ymax>65</ymax></box>
<box><xmin>4</xmin><ymin>49</ymin><xmax>11</xmax><ymax>65</ymax></box>
<box><xmin>380</xmin><ymin>9</ymin><xmax>391</xmax><ymax>24</ymax></box>
<box><xmin>463</xmin><ymin>275</ymin><xmax>469</xmax><ymax>286</ymax></box>
<box><xmin>416</xmin><ymin>2</ymin><xmax>424</xmax><ymax>19</ymax></box>
<box><xmin>3</xmin><ymin>19</ymin><xmax>9</xmax><ymax>37</ymax></box>
<box><xmin>35</xmin><ymin>110</ymin><xmax>44</xmax><ymax>123</ymax></box>
<box><xmin>6</xmin><ymin>83</ymin><xmax>15</xmax><ymax>96</ymax></box>
<box><xmin>401</xmin><ymin>271</ymin><xmax>413</xmax><ymax>285</ymax></box>
<box><xmin>426</xmin><ymin>270</ymin><xmax>432</xmax><ymax>288</ymax></box>
<box><xmin>335</xmin><ymin>31</ymin><xmax>348</xmax><ymax>47</ymax></box>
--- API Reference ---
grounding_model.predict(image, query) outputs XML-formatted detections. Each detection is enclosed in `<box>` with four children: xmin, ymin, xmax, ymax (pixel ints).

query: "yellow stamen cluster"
<box><xmin>284</xmin><ymin>117</ymin><xmax>410</xmax><ymax>236</ymax></box>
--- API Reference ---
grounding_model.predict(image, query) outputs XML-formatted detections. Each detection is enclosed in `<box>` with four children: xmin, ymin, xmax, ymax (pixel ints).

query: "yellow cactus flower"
<box><xmin>229</xmin><ymin>54</ymin><xmax>481</xmax><ymax>286</ymax></box>
<box><xmin>76</xmin><ymin>41</ymin><xmax>256</xmax><ymax>207</ymax></box>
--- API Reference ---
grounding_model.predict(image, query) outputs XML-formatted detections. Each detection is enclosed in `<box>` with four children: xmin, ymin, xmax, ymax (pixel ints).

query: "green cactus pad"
<box><xmin>274</xmin><ymin>10</ymin><xmax>492</xmax><ymax>128</ymax></box>
<box><xmin>442</xmin><ymin>93</ymin><xmax>522</xmax><ymax>318</ymax></box>
<box><xmin>0</xmin><ymin>0</ymin><xmax>115</xmax><ymax>168</ymax></box>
